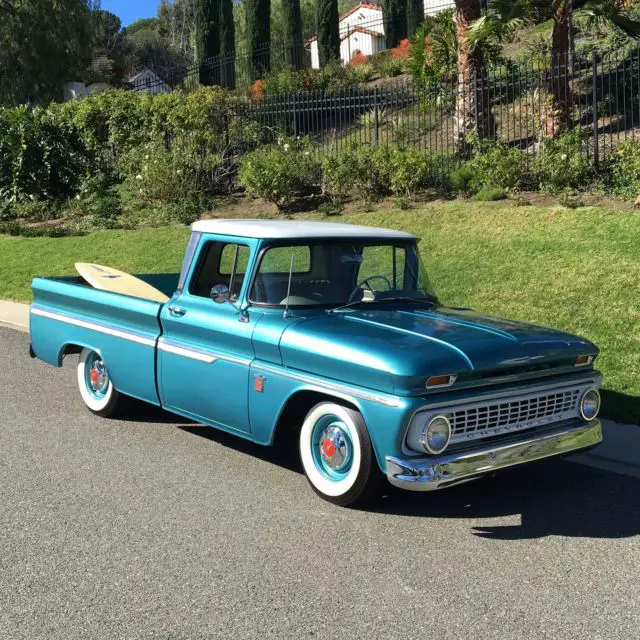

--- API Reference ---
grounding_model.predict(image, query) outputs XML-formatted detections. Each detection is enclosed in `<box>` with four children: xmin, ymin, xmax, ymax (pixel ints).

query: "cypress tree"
<box><xmin>317</xmin><ymin>0</ymin><xmax>339</xmax><ymax>66</ymax></box>
<box><xmin>407</xmin><ymin>0</ymin><xmax>423</xmax><ymax>37</ymax></box>
<box><xmin>246</xmin><ymin>0</ymin><xmax>271</xmax><ymax>80</ymax></box>
<box><xmin>195</xmin><ymin>0</ymin><xmax>221</xmax><ymax>86</ymax></box>
<box><xmin>220</xmin><ymin>0</ymin><xmax>235</xmax><ymax>88</ymax></box>
<box><xmin>381</xmin><ymin>0</ymin><xmax>407</xmax><ymax>49</ymax></box>
<box><xmin>282</xmin><ymin>0</ymin><xmax>304</xmax><ymax>69</ymax></box>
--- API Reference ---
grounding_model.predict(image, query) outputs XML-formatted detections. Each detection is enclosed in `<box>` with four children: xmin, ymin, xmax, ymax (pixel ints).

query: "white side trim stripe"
<box><xmin>31</xmin><ymin>307</ymin><xmax>156</xmax><ymax>347</ymax></box>
<box><xmin>157</xmin><ymin>339</ymin><xmax>217</xmax><ymax>364</ymax></box>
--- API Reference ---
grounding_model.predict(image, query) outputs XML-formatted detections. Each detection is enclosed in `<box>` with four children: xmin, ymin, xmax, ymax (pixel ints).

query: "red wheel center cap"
<box><xmin>90</xmin><ymin>369</ymin><xmax>100</xmax><ymax>384</ymax></box>
<box><xmin>322</xmin><ymin>439</ymin><xmax>336</xmax><ymax>458</ymax></box>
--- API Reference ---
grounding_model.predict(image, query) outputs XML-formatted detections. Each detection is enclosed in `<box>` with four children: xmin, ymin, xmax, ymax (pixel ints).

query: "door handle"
<box><xmin>168</xmin><ymin>305</ymin><xmax>187</xmax><ymax>317</ymax></box>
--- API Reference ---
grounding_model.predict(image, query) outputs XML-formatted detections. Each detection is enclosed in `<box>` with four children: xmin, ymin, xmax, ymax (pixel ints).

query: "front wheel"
<box><xmin>299</xmin><ymin>402</ymin><xmax>382</xmax><ymax>507</ymax></box>
<box><xmin>77</xmin><ymin>348</ymin><xmax>126</xmax><ymax>417</ymax></box>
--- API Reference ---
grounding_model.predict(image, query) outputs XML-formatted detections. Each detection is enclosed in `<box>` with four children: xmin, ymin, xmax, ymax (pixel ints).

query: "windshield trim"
<box><xmin>246</xmin><ymin>238</ymin><xmax>433</xmax><ymax>310</ymax></box>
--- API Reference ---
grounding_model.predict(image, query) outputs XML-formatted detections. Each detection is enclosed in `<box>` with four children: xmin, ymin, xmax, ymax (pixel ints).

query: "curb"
<box><xmin>1</xmin><ymin>300</ymin><xmax>639</xmax><ymax>482</ymax></box>
<box><xmin>0</xmin><ymin>300</ymin><xmax>29</xmax><ymax>333</ymax></box>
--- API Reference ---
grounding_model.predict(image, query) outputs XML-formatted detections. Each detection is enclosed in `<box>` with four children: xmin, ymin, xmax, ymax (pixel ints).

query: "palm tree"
<box><xmin>469</xmin><ymin>0</ymin><xmax>640</xmax><ymax>137</ymax></box>
<box><xmin>453</xmin><ymin>0</ymin><xmax>495</xmax><ymax>154</ymax></box>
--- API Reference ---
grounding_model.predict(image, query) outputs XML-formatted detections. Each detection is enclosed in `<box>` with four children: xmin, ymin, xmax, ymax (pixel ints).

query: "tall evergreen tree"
<box><xmin>282</xmin><ymin>0</ymin><xmax>304</xmax><ymax>68</ymax></box>
<box><xmin>195</xmin><ymin>0</ymin><xmax>221</xmax><ymax>85</ymax></box>
<box><xmin>246</xmin><ymin>0</ymin><xmax>271</xmax><ymax>79</ymax></box>
<box><xmin>407</xmin><ymin>0</ymin><xmax>424</xmax><ymax>37</ymax></box>
<box><xmin>317</xmin><ymin>0</ymin><xmax>339</xmax><ymax>65</ymax></box>
<box><xmin>220</xmin><ymin>0</ymin><xmax>235</xmax><ymax>87</ymax></box>
<box><xmin>381</xmin><ymin>0</ymin><xmax>407</xmax><ymax>48</ymax></box>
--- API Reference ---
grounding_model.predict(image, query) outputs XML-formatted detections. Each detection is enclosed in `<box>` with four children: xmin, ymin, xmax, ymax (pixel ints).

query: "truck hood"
<box><xmin>279</xmin><ymin>307</ymin><xmax>598</xmax><ymax>395</ymax></box>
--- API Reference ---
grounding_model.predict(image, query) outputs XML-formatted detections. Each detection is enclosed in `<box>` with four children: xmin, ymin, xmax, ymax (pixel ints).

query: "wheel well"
<box><xmin>272</xmin><ymin>390</ymin><xmax>360</xmax><ymax>447</ymax></box>
<box><xmin>58</xmin><ymin>343</ymin><xmax>83</xmax><ymax>365</ymax></box>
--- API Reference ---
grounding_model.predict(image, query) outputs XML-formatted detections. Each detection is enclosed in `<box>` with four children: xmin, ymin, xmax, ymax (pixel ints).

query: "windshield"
<box><xmin>249</xmin><ymin>241</ymin><xmax>437</xmax><ymax>307</ymax></box>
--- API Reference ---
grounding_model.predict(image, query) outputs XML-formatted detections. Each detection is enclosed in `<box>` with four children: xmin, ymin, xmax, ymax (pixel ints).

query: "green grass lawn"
<box><xmin>1</xmin><ymin>201</ymin><xmax>638</xmax><ymax>421</ymax></box>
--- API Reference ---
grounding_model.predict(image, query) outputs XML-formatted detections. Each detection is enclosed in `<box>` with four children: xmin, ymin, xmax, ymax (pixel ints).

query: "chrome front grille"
<box><xmin>444</xmin><ymin>385</ymin><xmax>589</xmax><ymax>444</ymax></box>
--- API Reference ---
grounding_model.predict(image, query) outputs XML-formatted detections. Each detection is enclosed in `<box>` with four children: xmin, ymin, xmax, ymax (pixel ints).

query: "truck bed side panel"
<box><xmin>30</xmin><ymin>277</ymin><xmax>164</xmax><ymax>406</ymax></box>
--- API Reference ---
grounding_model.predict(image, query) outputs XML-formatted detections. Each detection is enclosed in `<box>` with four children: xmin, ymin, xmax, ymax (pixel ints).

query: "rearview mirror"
<box><xmin>210</xmin><ymin>284</ymin><xmax>230</xmax><ymax>304</ymax></box>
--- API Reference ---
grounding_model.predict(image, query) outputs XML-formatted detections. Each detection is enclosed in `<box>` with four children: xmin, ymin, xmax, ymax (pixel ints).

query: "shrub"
<box><xmin>449</xmin><ymin>164</ymin><xmax>482</xmax><ymax>196</ymax></box>
<box><xmin>557</xmin><ymin>189</ymin><xmax>585</xmax><ymax>209</ymax></box>
<box><xmin>376</xmin><ymin>54</ymin><xmax>405</xmax><ymax>78</ymax></box>
<box><xmin>391</xmin><ymin>39</ymin><xmax>411</xmax><ymax>60</ymax></box>
<box><xmin>0</xmin><ymin>106</ymin><xmax>91</xmax><ymax>203</ymax></box>
<box><xmin>321</xmin><ymin>146</ymin><xmax>392</xmax><ymax>202</ymax></box>
<box><xmin>238</xmin><ymin>138</ymin><xmax>321</xmax><ymax>209</ymax></box>
<box><xmin>474</xmin><ymin>185</ymin><xmax>507</xmax><ymax>201</ymax></box>
<box><xmin>468</xmin><ymin>141</ymin><xmax>531</xmax><ymax>190</ymax></box>
<box><xmin>349</xmin><ymin>52</ymin><xmax>369</xmax><ymax>67</ymax></box>
<box><xmin>531</xmin><ymin>128</ymin><xmax>593</xmax><ymax>192</ymax></box>
<box><xmin>350</xmin><ymin>62</ymin><xmax>375</xmax><ymax>84</ymax></box>
<box><xmin>388</xmin><ymin>148</ymin><xmax>444</xmax><ymax>195</ymax></box>
<box><xmin>314</xmin><ymin>60</ymin><xmax>359</xmax><ymax>92</ymax></box>
<box><xmin>606</xmin><ymin>139</ymin><xmax>640</xmax><ymax>199</ymax></box>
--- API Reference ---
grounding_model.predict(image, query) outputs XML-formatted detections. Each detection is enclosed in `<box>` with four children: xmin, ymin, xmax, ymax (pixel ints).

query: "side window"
<box><xmin>358</xmin><ymin>245</ymin><xmax>406</xmax><ymax>290</ymax></box>
<box><xmin>189</xmin><ymin>241</ymin><xmax>250</xmax><ymax>300</ymax></box>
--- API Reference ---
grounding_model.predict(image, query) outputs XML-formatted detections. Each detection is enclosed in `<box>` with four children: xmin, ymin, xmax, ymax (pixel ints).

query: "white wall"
<box><xmin>340</xmin><ymin>32</ymin><xmax>385</xmax><ymax>63</ymax></box>
<box><xmin>424</xmin><ymin>0</ymin><xmax>455</xmax><ymax>17</ymax></box>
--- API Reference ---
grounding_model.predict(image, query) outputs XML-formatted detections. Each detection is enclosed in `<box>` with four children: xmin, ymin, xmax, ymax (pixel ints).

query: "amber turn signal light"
<box><xmin>575</xmin><ymin>355</ymin><xmax>595</xmax><ymax>367</ymax></box>
<box><xmin>426</xmin><ymin>374</ymin><xmax>457</xmax><ymax>388</ymax></box>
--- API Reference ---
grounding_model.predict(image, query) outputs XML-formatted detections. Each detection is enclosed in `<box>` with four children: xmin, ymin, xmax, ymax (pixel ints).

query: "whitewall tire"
<box><xmin>299</xmin><ymin>402</ymin><xmax>381</xmax><ymax>506</ymax></box>
<box><xmin>77</xmin><ymin>348</ymin><xmax>125</xmax><ymax>417</ymax></box>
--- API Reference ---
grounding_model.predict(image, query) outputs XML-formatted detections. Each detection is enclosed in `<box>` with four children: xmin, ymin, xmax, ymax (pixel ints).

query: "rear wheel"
<box><xmin>77</xmin><ymin>348</ymin><xmax>126</xmax><ymax>417</ymax></box>
<box><xmin>299</xmin><ymin>402</ymin><xmax>382</xmax><ymax>507</ymax></box>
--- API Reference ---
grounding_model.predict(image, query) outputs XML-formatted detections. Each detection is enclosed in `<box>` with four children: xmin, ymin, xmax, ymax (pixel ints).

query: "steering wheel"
<box><xmin>348</xmin><ymin>275</ymin><xmax>392</xmax><ymax>302</ymax></box>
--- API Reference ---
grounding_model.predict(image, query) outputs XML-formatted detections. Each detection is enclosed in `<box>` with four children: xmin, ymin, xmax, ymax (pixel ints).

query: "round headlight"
<box><xmin>421</xmin><ymin>415</ymin><xmax>452</xmax><ymax>455</ymax></box>
<box><xmin>580</xmin><ymin>388</ymin><xmax>601</xmax><ymax>421</ymax></box>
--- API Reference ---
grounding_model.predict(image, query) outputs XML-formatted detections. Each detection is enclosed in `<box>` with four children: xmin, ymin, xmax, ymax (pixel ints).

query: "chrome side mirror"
<box><xmin>210</xmin><ymin>284</ymin><xmax>249</xmax><ymax>323</ymax></box>
<box><xmin>211</xmin><ymin>284</ymin><xmax>230</xmax><ymax>304</ymax></box>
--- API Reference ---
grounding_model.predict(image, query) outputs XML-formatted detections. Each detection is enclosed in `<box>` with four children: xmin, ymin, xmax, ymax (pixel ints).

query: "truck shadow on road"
<box><xmin>178</xmin><ymin>419</ymin><xmax>640</xmax><ymax>540</ymax></box>
<box><xmin>373</xmin><ymin>460</ymin><xmax>640</xmax><ymax>540</ymax></box>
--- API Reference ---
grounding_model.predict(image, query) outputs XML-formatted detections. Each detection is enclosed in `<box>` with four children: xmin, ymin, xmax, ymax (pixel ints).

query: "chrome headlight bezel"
<box><xmin>579</xmin><ymin>387</ymin><xmax>601</xmax><ymax>421</ymax></box>
<box><xmin>421</xmin><ymin>414</ymin><xmax>452</xmax><ymax>455</ymax></box>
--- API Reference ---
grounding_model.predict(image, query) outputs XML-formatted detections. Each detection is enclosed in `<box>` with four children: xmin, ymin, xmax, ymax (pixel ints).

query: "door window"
<box><xmin>190</xmin><ymin>241</ymin><xmax>250</xmax><ymax>300</ymax></box>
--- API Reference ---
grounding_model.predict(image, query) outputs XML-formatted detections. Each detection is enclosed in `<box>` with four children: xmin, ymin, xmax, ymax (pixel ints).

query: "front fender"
<box><xmin>247</xmin><ymin>362</ymin><xmax>416</xmax><ymax>472</ymax></box>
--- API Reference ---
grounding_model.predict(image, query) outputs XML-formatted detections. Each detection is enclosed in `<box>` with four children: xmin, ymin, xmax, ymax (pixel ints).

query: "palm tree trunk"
<box><xmin>454</xmin><ymin>0</ymin><xmax>494</xmax><ymax>155</ymax></box>
<box><xmin>541</xmin><ymin>1</ymin><xmax>571</xmax><ymax>138</ymax></box>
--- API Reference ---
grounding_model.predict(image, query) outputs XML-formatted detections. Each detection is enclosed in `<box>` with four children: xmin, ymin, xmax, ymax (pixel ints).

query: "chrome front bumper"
<box><xmin>386</xmin><ymin>420</ymin><xmax>603</xmax><ymax>491</ymax></box>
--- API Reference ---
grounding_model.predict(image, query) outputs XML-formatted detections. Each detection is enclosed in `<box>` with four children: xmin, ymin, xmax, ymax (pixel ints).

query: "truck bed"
<box><xmin>30</xmin><ymin>273</ymin><xmax>179</xmax><ymax>406</ymax></box>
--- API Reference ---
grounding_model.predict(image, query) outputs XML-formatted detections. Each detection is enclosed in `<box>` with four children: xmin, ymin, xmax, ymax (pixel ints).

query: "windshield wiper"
<box><xmin>330</xmin><ymin>296</ymin><xmax>436</xmax><ymax>313</ymax></box>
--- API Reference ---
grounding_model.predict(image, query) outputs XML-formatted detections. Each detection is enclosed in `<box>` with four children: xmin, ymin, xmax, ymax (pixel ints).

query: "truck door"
<box><xmin>158</xmin><ymin>238</ymin><xmax>256</xmax><ymax>434</ymax></box>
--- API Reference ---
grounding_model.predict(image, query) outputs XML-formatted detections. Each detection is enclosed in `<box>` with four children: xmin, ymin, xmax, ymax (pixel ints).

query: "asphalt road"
<box><xmin>1</xmin><ymin>326</ymin><xmax>640</xmax><ymax>640</ymax></box>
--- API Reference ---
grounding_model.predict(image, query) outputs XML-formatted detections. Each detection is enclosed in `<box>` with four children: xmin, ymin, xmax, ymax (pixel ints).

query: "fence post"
<box><xmin>592</xmin><ymin>48</ymin><xmax>599</xmax><ymax>168</ymax></box>
<box><xmin>374</xmin><ymin>87</ymin><xmax>379</xmax><ymax>146</ymax></box>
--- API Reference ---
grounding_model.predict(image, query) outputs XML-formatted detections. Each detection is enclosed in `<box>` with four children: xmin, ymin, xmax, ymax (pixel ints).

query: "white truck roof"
<box><xmin>191</xmin><ymin>219</ymin><xmax>417</xmax><ymax>240</ymax></box>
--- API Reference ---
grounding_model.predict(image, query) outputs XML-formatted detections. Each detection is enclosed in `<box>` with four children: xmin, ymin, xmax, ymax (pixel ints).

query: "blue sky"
<box><xmin>101</xmin><ymin>0</ymin><xmax>158</xmax><ymax>27</ymax></box>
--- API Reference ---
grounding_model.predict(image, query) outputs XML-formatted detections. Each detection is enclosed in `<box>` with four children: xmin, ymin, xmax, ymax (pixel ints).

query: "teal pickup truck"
<box><xmin>30</xmin><ymin>220</ymin><xmax>603</xmax><ymax>506</ymax></box>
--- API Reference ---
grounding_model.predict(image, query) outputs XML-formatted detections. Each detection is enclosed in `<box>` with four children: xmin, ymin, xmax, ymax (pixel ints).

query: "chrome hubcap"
<box><xmin>87</xmin><ymin>359</ymin><xmax>108</xmax><ymax>394</ymax></box>
<box><xmin>319</xmin><ymin>425</ymin><xmax>350</xmax><ymax>471</ymax></box>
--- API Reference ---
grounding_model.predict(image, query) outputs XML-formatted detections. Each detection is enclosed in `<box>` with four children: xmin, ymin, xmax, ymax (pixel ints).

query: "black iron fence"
<box><xmin>238</xmin><ymin>46</ymin><xmax>640</xmax><ymax>166</ymax></box>
<box><xmin>132</xmin><ymin>38</ymin><xmax>640</xmax><ymax>168</ymax></box>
